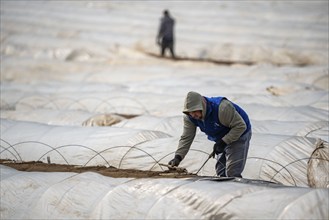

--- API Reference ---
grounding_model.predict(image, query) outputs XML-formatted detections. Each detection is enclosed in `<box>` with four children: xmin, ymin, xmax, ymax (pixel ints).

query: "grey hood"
<box><xmin>182</xmin><ymin>91</ymin><xmax>204</xmax><ymax>114</ymax></box>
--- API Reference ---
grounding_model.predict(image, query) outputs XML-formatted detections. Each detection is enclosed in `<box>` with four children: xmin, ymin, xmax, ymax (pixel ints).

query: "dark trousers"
<box><xmin>161</xmin><ymin>38</ymin><xmax>175</xmax><ymax>58</ymax></box>
<box><xmin>215</xmin><ymin>129</ymin><xmax>252</xmax><ymax>178</ymax></box>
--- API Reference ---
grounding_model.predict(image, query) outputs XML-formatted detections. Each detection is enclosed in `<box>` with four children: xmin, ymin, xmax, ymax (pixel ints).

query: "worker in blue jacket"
<box><xmin>169</xmin><ymin>91</ymin><xmax>252</xmax><ymax>177</ymax></box>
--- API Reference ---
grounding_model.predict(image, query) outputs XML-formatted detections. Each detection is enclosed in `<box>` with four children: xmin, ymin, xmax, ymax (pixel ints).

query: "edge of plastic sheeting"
<box><xmin>197</xmin><ymin>176</ymin><xmax>284</xmax><ymax>187</ymax></box>
<box><xmin>233</xmin><ymin>177</ymin><xmax>285</xmax><ymax>187</ymax></box>
<box><xmin>307</xmin><ymin>139</ymin><xmax>329</xmax><ymax>188</ymax></box>
<box><xmin>198</xmin><ymin>176</ymin><xmax>235</xmax><ymax>182</ymax></box>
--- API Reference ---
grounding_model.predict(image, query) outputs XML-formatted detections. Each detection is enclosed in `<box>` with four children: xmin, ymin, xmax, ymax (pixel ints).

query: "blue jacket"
<box><xmin>188</xmin><ymin>96</ymin><xmax>251</xmax><ymax>142</ymax></box>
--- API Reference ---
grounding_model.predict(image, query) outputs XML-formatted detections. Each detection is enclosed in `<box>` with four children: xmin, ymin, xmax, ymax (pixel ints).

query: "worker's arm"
<box><xmin>175</xmin><ymin>115</ymin><xmax>197</xmax><ymax>159</ymax></box>
<box><xmin>219</xmin><ymin>99</ymin><xmax>246</xmax><ymax>144</ymax></box>
<box><xmin>156</xmin><ymin>19</ymin><xmax>165</xmax><ymax>43</ymax></box>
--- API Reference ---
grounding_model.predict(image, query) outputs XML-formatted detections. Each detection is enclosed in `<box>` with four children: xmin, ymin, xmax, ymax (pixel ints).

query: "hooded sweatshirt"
<box><xmin>176</xmin><ymin>91</ymin><xmax>250</xmax><ymax>159</ymax></box>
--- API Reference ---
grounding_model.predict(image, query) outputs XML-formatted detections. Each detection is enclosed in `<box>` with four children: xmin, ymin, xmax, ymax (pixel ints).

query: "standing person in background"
<box><xmin>156</xmin><ymin>10</ymin><xmax>175</xmax><ymax>58</ymax></box>
<box><xmin>168</xmin><ymin>91</ymin><xmax>252</xmax><ymax>178</ymax></box>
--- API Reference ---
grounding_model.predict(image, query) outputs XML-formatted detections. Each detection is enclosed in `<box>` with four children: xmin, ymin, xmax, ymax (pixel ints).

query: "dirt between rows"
<box><xmin>0</xmin><ymin>160</ymin><xmax>197</xmax><ymax>179</ymax></box>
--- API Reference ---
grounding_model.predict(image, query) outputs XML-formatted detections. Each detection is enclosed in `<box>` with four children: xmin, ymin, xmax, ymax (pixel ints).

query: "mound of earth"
<box><xmin>0</xmin><ymin>160</ymin><xmax>196</xmax><ymax>179</ymax></box>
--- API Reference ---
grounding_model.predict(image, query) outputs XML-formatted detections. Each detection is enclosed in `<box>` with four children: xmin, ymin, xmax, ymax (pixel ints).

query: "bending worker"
<box><xmin>168</xmin><ymin>91</ymin><xmax>252</xmax><ymax>177</ymax></box>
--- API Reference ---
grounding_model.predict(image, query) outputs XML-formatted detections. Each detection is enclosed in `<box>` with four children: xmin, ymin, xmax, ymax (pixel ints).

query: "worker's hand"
<box><xmin>212</xmin><ymin>139</ymin><xmax>227</xmax><ymax>158</ymax></box>
<box><xmin>168</xmin><ymin>155</ymin><xmax>182</xmax><ymax>167</ymax></box>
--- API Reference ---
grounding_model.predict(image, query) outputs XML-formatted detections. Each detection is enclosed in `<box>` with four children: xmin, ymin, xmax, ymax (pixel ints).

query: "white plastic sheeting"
<box><xmin>1</xmin><ymin>1</ymin><xmax>328</xmax><ymax>219</ymax></box>
<box><xmin>0</xmin><ymin>119</ymin><xmax>171</xmax><ymax>167</ymax></box>
<box><xmin>1</xmin><ymin>165</ymin><xmax>328</xmax><ymax>219</ymax></box>
<box><xmin>0</xmin><ymin>109</ymin><xmax>95</xmax><ymax>126</ymax></box>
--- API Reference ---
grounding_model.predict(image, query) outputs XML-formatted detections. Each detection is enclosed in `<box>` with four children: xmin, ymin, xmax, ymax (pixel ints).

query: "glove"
<box><xmin>168</xmin><ymin>155</ymin><xmax>182</xmax><ymax>167</ymax></box>
<box><xmin>212</xmin><ymin>139</ymin><xmax>227</xmax><ymax>158</ymax></box>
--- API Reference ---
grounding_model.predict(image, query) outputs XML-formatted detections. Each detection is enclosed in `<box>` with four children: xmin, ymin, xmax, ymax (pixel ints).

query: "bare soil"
<box><xmin>0</xmin><ymin>159</ymin><xmax>197</xmax><ymax>179</ymax></box>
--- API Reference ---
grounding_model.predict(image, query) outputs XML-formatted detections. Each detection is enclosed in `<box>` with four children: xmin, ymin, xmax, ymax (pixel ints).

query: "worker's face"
<box><xmin>189</xmin><ymin>110</ymin><xmax>202</xmax><ymax>120</ymax></box>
